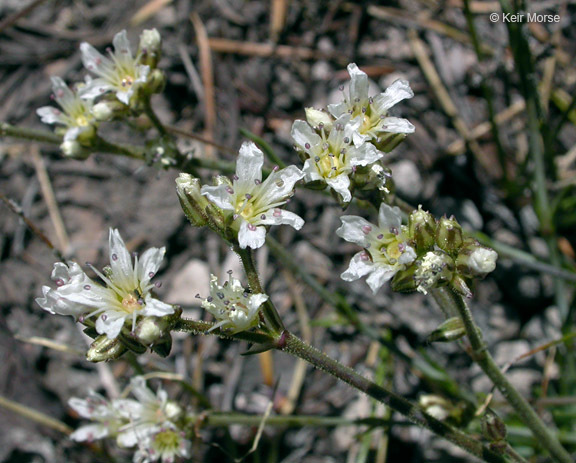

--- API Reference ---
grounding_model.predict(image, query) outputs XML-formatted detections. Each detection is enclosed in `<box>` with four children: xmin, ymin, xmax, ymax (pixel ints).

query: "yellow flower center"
<box><xmin>75</xmin><ymin>115</ymin><xmax>89</xmax><ymax>126</ymax></box>
<box><xmin>121</xmin><ymin>76</ymin><xmax>134</xmax><ymax>87</ymax></box>
<box><xmin>317</xmin><ymin>154</ymin><xmax>342</xmax><ymax>178</ymax></box>
<box><xmin>154</xmin><ymin>430</ymin><xmax>180</xmax><ymax>451</ymax></box>
<box><xmin>121</xmin><ymin>293</ymin><xmax>141</xmax><ymax>314</ymax></box>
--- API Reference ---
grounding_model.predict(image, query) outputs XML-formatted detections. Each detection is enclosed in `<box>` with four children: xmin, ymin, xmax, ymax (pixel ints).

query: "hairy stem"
<box><xmin>434</xmin><ymin>287</ymin><xmax>572</xmax><ymax>463</ymax></box>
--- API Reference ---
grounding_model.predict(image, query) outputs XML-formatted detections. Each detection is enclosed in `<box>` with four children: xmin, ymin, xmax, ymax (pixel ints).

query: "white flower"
<box><xmin>336</xmin><ymin>204</ymin><xmax>416</xmax><ymax>293</ymax></box>
<box><xmin>201</xmin><ymin>141</ymin><xmax>304</xmax><ymax>249</ymax></box>
<box><xmin>292</xmin><ymin>114</ymin><xmax>382</xmax><ymax>203</ymax></box>
<box><xmin>36</xmin><ymin>229</ymin><xmax>174</xmax><ymax>339</ymax></box>
<box><xmin>327</xmin><ymin>63</ymin><xmax>414</xmax><ymax>146</ymax></box>
<box><xmin>80</xmin><ymin>30</ymin><xmax>150</xmax><ymax>105</ymax></box>
<box><xmin>68</xmin><ymin>392</ymin><xmax>124</xmax><ymax>443</ymax></box>
<box><xmin>134</xmin><ymin>429</ymin><xmax>191</xmax><ymax>463</ymax></box>
<box><xmin>36</xmin><ymin>76</ymin><xmax>96</xmax><ymax>142</ymax></box>
<box><xmin>116</xmin><ymin>376</ymin><xmax>182</xmax><ymax>448</ymax></box>
<box><xmin>202</xmin><ymin>274</ymin><xmax>268</xmax><ymax>333</ymax></box>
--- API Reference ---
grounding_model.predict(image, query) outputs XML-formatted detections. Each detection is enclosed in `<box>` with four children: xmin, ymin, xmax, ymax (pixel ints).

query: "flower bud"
<box><xmin>145</xmin><ymin>69</ymin><xmax>166</xmax><ymax>95</ymax></box>
<box><xmin>456</xmin><ymin>241</ymin><xmax>498</xmax><ymax>278</ymax></box>
<box><xmin>353</xmin><ymin>163</ymin><xmax>394</xmax><ymax>195</ymax></box>
<box><xmin>408</xmin><ymin>206</ymin><xmax>436</xmax><ymax>252</ymax></box>
<box><xmin>305</xmin><ymin>107</ymin><xmax>333</xmax><ymax>131</ymax></box>
<box><xmin>436</xmin><ymin>216</ymin><xmax>463</xmax><ymax>254</ymax></box>
<box><xmin>177</xmin><ymin>173</ymin><xmax>223</xmax><ymax>229</ymax></box>
<box><xmin>450</xmin><ymin>275</ymin><xmax>473</xmax><ymax>299</ymax></box>
<box><xmin>390</xmin><ymin>264</ymin><xmax>418</xmax><ymax>293</ymax></box>
<box><xmin>482</xmin><ymin>410</ymin><xmax>507</xmax><ymax>442</ymax></box>
<box><xmin>427</xmin><ymin>317</ymin><xmax>466</xmax><ymax>343</ymax></box>
<box><xmin>92</xmin><ymin>100</ymin><xmax>126</xmax><ymax>121</ymax></box>
<box><xmin>86</xmin><ymin>335</ymin><xmax>127</xmax><ymax>362</ymax></box>
<box><xmin>419</xmin><ymin>394</ymin><xmax>451</xmax><ymax>421</ymax></box>
<box><xmin>60</xmin><ymin>140</ymin><xmax>90</xmax><ymax>160</ymax></box>
<box><xmin>133</xmin><ymin>307</ymin><xmax>182</xmax><ymax>346</ymax></box>
<box><xmin>138</xmin><ymin>29</ymin><xmax>162</xmax><ymax>68</ymax></box>
<box><xmin>374</xmin><ymin>132</ymin><xmax>407</xmax><ymax>153</ymax></box>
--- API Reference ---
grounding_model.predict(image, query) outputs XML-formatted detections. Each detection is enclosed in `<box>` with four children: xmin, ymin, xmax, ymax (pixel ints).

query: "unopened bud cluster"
<box><xmin>391</xmin><ymin>207</ymin><xmax>498</xmax><ymax>298</ymax></box>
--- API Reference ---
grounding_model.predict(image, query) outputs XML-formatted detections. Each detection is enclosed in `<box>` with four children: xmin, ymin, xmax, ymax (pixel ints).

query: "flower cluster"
<box><xmin>292</xmin><ymin>63</ymin><xmax>414</xmax><ymax>204</ymax></box>
<box><xmin>70</xmin><ymin>376</ymin><xmax>190</xmax><ymax>463</ymax></box>
<box><xmin>201</xmin><ymin>273</ymin><xmax>268</xmax><ymax>333</ymax></box>
<box><xmin>199</xmin><ymin>141</ymin><xmax>305</xmax><ymax>249</ymax></box>
<box><xmin>337</xmin><ymin>204</ymin><xmax>498</xmax><ymax>296</ymax></box>
<box><xmin>36</xmin><ymin>29</ymin><xmax>164</xmax><ymax>158</ymax></box>
<box><xmin>337</xmin><ymin>204</ymin><xmax>417</xmax><ymax>293</ymax></box>
<box><xmin>36</xmin><ymin>229</ymin><xmax>176</xmax><ymax>357</ymax></box>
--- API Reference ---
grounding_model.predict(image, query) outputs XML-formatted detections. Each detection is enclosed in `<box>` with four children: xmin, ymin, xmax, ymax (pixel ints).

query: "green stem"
<box><xmin>435</xmin><ymin>287</ymin><xmax>573</xmax><ymax>463</ymax></box>
<box><xmin>234</xmin><ymin>246</ymin><xmax>285</xmax><ymax>334</ymax></box>
<box><xmin>93</xmin><ymin>137</ymin><xmax>145</xmax><ymax>159</ymax></box>
<box><xmin>143</xmin><ymin>97</ymin><xmax>168</xmax><ymax>137</ymax></box>
<box><xmin>175</xmin><ymin>317</ymin><xmax>275</xmax><ymax>345</ymax></box>
<box><xmin>279</xmin><ymin>330</ymin><xmax>508</xmax><ymax>463</ymax></box>
<box><xmin>0</xmin><ymin>122</ymin><xmax>61</xmax><ymax>144</ymax></box>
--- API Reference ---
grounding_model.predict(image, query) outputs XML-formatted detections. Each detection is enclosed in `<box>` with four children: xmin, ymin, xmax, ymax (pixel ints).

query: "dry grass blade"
<box><xmin>0</xmin><ymin>0</ymin><xmax>49</xmax><ymax>34</ymax></box>
<box><xmin>31</xmin><ymin>148</ymin><xmax>70</xmax><ymax>255</ymax></box>
<box><xmin>191</xmin><ymin>13</ymin><xmax>216</xmax><ymax>159</ymax></box>
<box><xmin>270</xmin><ymin>0</ymin><xmax>288</xmax><ymax>43</ymax></box>
<box><xmin>14</xmin><ymin>335</ymin><xmax>84</xmax><ymax>355</ymax></box>
<box><xmin>0</xmin><ymin>394</ymin><xmax>73</xmax><ymax>435</ymax></box>
<box><xmin>130</xmin><ymin>0</ymin><xmax>172</xmax><ymax>26</ymax></box>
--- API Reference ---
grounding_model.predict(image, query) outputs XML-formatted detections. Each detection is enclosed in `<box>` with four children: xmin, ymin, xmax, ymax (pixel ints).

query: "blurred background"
<box><xmin>1</xmin><ymin>0</ymin><xmax>575</xmax><ymax>462</ymax></box>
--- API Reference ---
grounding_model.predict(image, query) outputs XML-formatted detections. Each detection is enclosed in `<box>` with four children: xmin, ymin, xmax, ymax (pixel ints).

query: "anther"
<box><xmin>111</xmin><ymin>253</ymin><xmax>118</xmax><ymax>261</ymax></box>
<box><xmin>83</xmin><ymin>284</ymin><xmax>91</xmax><ymax>290</ymax></box>
<box><xmin>304</xmin><ymin>143</ymin><xmax>311</xmax><ymax>149</ymax></box>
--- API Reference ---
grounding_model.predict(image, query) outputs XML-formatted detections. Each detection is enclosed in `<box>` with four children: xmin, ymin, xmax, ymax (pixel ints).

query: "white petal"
<box><xmin>302</xmin><ymin>159</ymin><xmax>322</xmax><ymax>183</ymax></box>
<box><xmin>326</xmin><ymin>174</ymin><xmax>351</xmax><ymax>202</ymax></box>
<box><xmin>70</xmin><ymin>424</ymin><xmax>109</xmax><ymax>442</ymax></box>
<box><xmin>78</xmin><ymin>78</ymin><xmax>112</xmax><ymax>100</ymax></box>
<box><xmin>36</xmin><ymin>106</ymin><xmax>65</xmax><ymax>125</ymax></box>
<box><xmin>64</xmin><ymin>126</ymin><xmax>82</xmax><ymax>142</ymax></box>
<box><xmin>142</xmin><ymin>294</ymin><xmax>174</xmax><ymax>317</ymax></box>
<box><xmin>258</xmin><ymin>209</ymin><xmax>304</xmax><ymax>230</ymax></box>
<box><xmin>238</xmin><ymin>220</ymin><xmax>266</xmax><ymax>249</ymax></box>
<box><xmin>372</xmin><ymin>79</ymin><xmax>414</xmax><ymax>112</ymax></box>
<box><xmin>366</xmin><ymin>266</ymin><xmax>396</xmax><ymax>293</ymax></box>
<box><xmin>327</xmin><ymin>102</ymin><xmax>348</xmax><ymax>118</ymax></box>
<box><xmin>341</xmin><ymin>252</ymin><xmax>374</xmax><ymax>281</ymax></box>
<box><xmin>305</xmin><ymin>107</ymin><xmax>333</xmax><ymax>129</ymax></box>
<box><xmin>336</xmin><ymin>216</ymin><xmax>375</xmax><ymax>247</ymax></box>
<box><xmin>291</xmin><ymin>120</ymin><xmax>322</xmax><ymax>151</ymax></box>
<box><xmin>129</xmin><ymin>376</ymin><xmax>157</xmax><ymax>405</ymax></box>
<box><xmin>236</xmin><ymin>141</ymin><xmax>264</xmax><ymax>190</ymax></box>
<box><xmin>112</xmin><ymin>30</ymin><xmax>133</xmax><ymax>59</ymax></box>
<box><xmin>380</xmin><ymin>117</ymin><xmax>415</xmax><ymax>134</ymax></box>
<box><xmin>399</xmin><ymin>245</ymin><xmax>417</xmax><ymax>265</ymax></box>
<box><xmin>248</xmin><ymin>293</ymin><xmax>269</xmax><ymax>311</ymax></box>
<box><xmin>96</xmin><ymin>313</ymin><xmax>126</xmax><ymax>339</ymax></box>
<box><xmin>260</xmin><ymin>165</ymin><xmax>304</xmax><ymax>204</ymax></box>
<box><xmin>347</xmin><ymin>63</ymin><xmax>369</xmax><ymax>105</ymax></box>
<box><xmin>113</xmin><ymin>398</ymin><xmax>142</xmax><ymax>420</ymax></box>
<box><xmin>378</xmin><ymin>204</ymin><xmax>402</xmax><ymax>230</ymax></box>
<box><xmin>349</xmin><ymin>143</ymin><xmax>383</xmax><ymax>167</ymax></box>
<box><xmin>80</xmin><ymin>42</ymin><xmax>111</xmax><ymax>76</ymax></box>
<box><xmin>50</xmin><ymin>76</ymin><xmax>75</xmax><ymax>105</ymax></box>
<box><xmin>201</xmin><ymin>184</ymin><xmax>235</xmax><ymax>211</ymax></box>
<box><xmin>108</xmin><ymin>229</ymin><xmax>135</xmax><ymax>289</ymax></box>
<box><xmin>115</xmin><ymin>89</ymin><xmax>133</xmax><ymax>105</ymax></box>
<box><xmin>137</xmin><ymin>246</ymin><xmax>165</xmax><ymax>286</ymax></box>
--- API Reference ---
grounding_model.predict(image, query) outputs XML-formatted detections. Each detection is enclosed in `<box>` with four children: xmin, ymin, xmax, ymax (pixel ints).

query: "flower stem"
<box><xmin>143</xmin><ymin>97</ymin><xmax>168</xmax><ymax>137</ymax></box>
<box><xmin>279</xmin><ymin>330</ymin><xmax>508</xmax><ymax>463</ymax></box>
<box><xmin>175</xmin><ymin>317</ymin><xmax>275</xmax><ymax>345</ymax></box>
<box><xmin>0</xmin><ymin>122</ymin><xmax>61</xmax><ymax>144</ymax></box>
<box><xmin>434</xmin><ymin>287</ymin><xmax>573</xmax><ymax>463</ymax></box>
<box><xmin>235</xmin><ymin>246</ymin><xmax>285</xmax><ymax>334</ymax></box>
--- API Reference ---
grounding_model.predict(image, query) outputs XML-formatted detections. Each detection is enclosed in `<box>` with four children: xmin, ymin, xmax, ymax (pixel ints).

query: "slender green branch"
<box><xmin>175</xmin><ymin>317</ymin><xmax>275</xmax><ymax>345</ymax></box>
<box><xmin>0</xmin><ymin>122</ymin><xmax>61</xmax><ymax>144</ymax></box>
<box><xmin>279</xmin><ymin>330</ymin><xmax>508</xmax><ymax>463</ymax></box>
<box><xmin>92</xmin><ymin>137</ymin><xmax>145</xmax><ymax>159</ymax></box>
<box><xmin>434</xmin><ymin>287</ymin><xmax>573</xmax><ymax>463</ymax></box>
<box><xmin>234</xmin><ymin>246</ymin><xmax>285</xmax><ymax>334</ymax></box>
<box><xmin>143</xmin><ymin>98</ymin><xmax>168</xmax><ymax>137</ymax></box>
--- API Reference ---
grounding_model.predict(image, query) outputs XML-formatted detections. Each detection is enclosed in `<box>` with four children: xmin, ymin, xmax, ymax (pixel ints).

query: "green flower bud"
<box><xmin>138</xmin><ymin>28</ymin><xmax>162</xmax><ymax>68</ymax></box>
<box><xmin>176</xmin><ymin>173</ymin><xmax>224</xmax><ymax>229</ymax></box>
<box><xmin>436</xmin><ymin>216</ymin><xmax>463</xmax><ymax>254</ymax></box>
<box><xmin>92</xmin><ymin>100</ymin><xmax>127</xmax><ymax>121</ymax></box>
<box><xmin>86</xmin><ymin>335</ymin><xmax>127</xmax><ymax>362</ymax></box>
<box><xmin>60</xmin><ymin>140</ymin><xmax>90</xmax><ymax>160</ymax></box>
<box><xmin>450</xmin><ymin>275</ymin><xmax>473</xmax><ymax>299</ymax></box>
<box><xmin>374</xmin><ymin>132</ymin><xmax>407</xmax><ymax>153</ymax></box>
<box><xmin>391</xmin><ymin>264</ymin><xmax>418</xmax><ymax>293</ymax></box>
<box><xmin>482</xmin><ymin>410</ymin><xmax>507</xmax><ymax>442</ymax></box>
<box><xmin>133</xmin><ymin>307</ymin><xmax>182</xmax><ymax>346</ymax></box>
<box><xmin>427</xmin><ymin>317</ymin><xmax>466</xmax><ymax>343</ymax></box>
<box><xmin>408</xmin><ymin>205</ymin><xmax>436</xmax><ymax>252</ymax></box>
<box><xmin>414</xmin><ymin>251</ymin><xmax>454</xmax><ymax>295</ymax></box>
<box><xmin>145</xmin><ymin>69</ymin><xmax>166</xmax><ymax>95</ymax></box>
<box><xmin>353</xmin><ymin>163</ymin><xmax>394</xmax><ymax>195</ymax></box>
<box><xmin>419</xmin><ymin>394</ymin><xmax>452</xmax><ymax>421</ymax></box>
<box><xmin>456</xmin><ymin>241</ymin><xmax>498</xmax><ymax>278</ymax></box>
